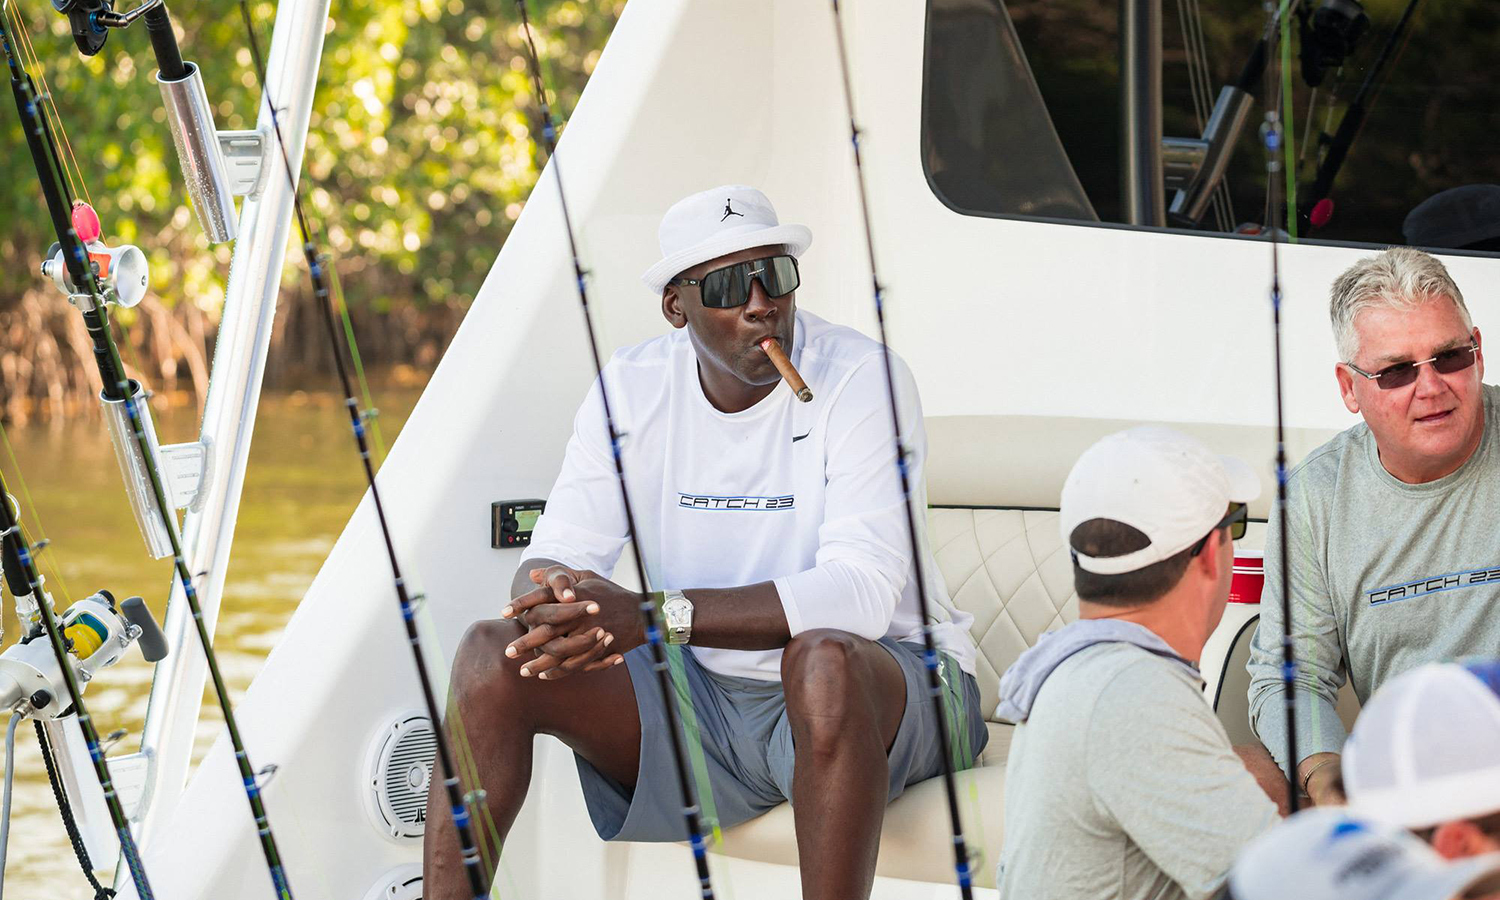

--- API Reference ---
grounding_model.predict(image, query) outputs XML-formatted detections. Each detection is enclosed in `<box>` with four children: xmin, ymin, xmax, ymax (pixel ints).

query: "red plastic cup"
<box><xmin>1229</xmin><ymin>550</ymin><xmax>1265</xmax><ymax>604</ymax></box>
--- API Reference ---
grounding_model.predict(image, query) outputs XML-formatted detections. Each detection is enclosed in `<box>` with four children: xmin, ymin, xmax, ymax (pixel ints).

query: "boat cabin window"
<box><xmin>923</xmin><ymin>0</ymin><xmax>1500</xmax><ymax>252</ymax></box>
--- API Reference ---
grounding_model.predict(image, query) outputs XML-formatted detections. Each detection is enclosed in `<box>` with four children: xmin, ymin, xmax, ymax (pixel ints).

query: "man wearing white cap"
<box><xmin>1226</xmin><ymin>808</ymin><xmax>1500</xmax><ymax>900</ymax></box>
<box><xmin>424</xmin><ymin>185</ymin><xmax>984</xmax><ymax>899</ymax></box>
<box><xmin>1342</xmin><ymin>660</ymin><xmax>1500</xmax><ymax>861</ymax></box>
<box><xmin>995</xmin><ymin>427</ymin><xmax>1280</xmax><ymax>900</ymax></box>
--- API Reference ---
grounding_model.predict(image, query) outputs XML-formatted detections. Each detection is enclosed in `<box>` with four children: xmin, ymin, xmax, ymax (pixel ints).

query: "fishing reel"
<box><xmin>1297</xmin><ymin>0</ymin><xmax>1370</xmax><ymax>88</ymax></box>
<box><xmin>49</xmin><ymin>0</ymin><xmax>162</xmax><ymax>56</ymax></box>
<box><xmin>38</xmin><ymin>203</ymin><xmax>149</xmax><ymax>310</ymax></box>
<box><xmin>0</xmin><ymin>590</ymin><xmax>167</xmax><ymax>720</ymax></box>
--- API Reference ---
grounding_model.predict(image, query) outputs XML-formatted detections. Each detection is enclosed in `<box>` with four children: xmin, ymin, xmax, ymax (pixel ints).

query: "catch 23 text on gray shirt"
<box><xmin>1249</xmin><ymin>383</ymin><xmax>1500</xmax><ymax>768</ymax></box>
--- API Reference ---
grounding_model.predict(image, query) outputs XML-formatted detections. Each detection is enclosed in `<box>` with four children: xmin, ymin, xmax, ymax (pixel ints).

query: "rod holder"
<box><xmin>157</xmin><ymin>61</ymin><xmax>238</xmax><ymax>243</ymax></box>
<box><xmin>100</xmin><ymin>381</ymin><xmax>175</xmax><ymax>559</ymax></box>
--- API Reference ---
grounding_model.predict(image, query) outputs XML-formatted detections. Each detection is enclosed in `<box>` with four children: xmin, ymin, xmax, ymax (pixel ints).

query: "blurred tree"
<box><xmin>0</xmin><ymin>0</ymin><xmax>624</xmax><ymax>421</ymax></box>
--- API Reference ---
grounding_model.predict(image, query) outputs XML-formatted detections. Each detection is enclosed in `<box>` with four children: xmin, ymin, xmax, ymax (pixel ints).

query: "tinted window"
<box><xmin>924</xmin><ymin>0</ymin><xmax>1500</xmax><ymax>250</ymax></box>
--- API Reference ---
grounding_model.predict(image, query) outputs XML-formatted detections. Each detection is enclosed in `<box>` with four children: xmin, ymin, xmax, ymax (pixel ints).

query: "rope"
<box><xmin>36</xmin><ymin>721</ymin><xmax>116</xmax><ymax>900</ymax></box>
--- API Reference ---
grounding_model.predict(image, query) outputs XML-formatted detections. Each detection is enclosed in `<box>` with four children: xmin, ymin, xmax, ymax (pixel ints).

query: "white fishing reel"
<box><xmin>0</xmin><ymin>590</ymin><xmax>167</xmax><ymax>720</ymax></box>
<box><xmin>37</xmin><ymin>202</ymin><xmax>149</xmax><ymax>310</ymax></box>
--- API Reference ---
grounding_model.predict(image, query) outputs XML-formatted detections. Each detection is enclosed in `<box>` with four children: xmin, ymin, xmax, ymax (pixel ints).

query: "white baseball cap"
<box><xmin>1229</xmin><ymin>808</ymin><xmax>1500</xmax><ymax>900</ymax></box>
<box><xmin>1059</xmin><ymin>426</ymin><xmax>1260</xmax><ymax>575</ymax></box>
<box><xmin>1344</xmin><ymin>660</ymin><xmax>1500</xmax><ymax>829</ymax></box>
<box><xmin>641</xmin><ymin>185</ymin><xmax>812</xmax><ymax>295</ymax></box>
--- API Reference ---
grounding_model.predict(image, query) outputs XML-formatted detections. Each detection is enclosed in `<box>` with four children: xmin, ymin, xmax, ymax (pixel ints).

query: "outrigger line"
<box><xmin>510</xmin><ymin>2</ymin><xmax>718</xmax><ymax>897</ymax></box>
<box><xmin>0</xmin><ymin>5</ymin><xmax>296</xmax><ymax>896</ymax></box>
<box><xmin>228</xmin><ymin>3</ymin><xmax>493</xmax><ymax>897</ymax></box>
<box><xmin>825</xmin><ymin>2</ymin><xmax>976</xmax><ymax>895</ymax></box>
<box><xmin>0</xmin><ymin>474</ymin><xmax>154</xmax><ymax>900</ymax></box>
<box><xmin>1261</xmin><ymin>4</ymin><xmax>1301</xmax><ymax>815</ymax></box>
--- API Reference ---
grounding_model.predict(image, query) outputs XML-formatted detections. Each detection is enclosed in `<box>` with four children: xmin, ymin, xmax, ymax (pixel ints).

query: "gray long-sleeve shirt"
<box><xmin>1249</xmin><ymin>383</ymin><xmax>1500</xmax><ymax>770</ymax></box>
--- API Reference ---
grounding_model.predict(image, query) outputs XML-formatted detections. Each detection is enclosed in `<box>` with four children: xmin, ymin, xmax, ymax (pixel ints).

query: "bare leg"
<box><xmin>782</xmin><ymin>630</ymin><xmax>907</xmax><ymax>900</ymax></box>
<box><xmin>422</xmin><ymin>619</ymin><xmax>643</xmax><ymax>899</ymax></box>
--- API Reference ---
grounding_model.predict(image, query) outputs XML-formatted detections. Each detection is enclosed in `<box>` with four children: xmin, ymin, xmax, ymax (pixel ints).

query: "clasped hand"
<box><xmin>501</xmin><ymin>565</ymin><xmax>641</xmax><ymax>680</ymax></box>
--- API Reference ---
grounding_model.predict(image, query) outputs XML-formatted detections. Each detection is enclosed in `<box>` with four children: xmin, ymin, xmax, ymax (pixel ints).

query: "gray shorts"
<box><xmin>574</xmin><ymin>637</ymin><xmax>988</xmax><ymax>842</ymax></box>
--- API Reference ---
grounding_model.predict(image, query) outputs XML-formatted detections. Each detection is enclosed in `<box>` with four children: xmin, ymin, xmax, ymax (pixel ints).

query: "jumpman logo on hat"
<box><xmin>721</xmin><ymin>199</ymin><xmax>744</xmax><ymax>222</ymax></box>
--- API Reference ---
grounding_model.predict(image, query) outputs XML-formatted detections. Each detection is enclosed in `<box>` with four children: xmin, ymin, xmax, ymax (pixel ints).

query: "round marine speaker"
<box><xmin>360</xmin><ymin>863</ymin><xmax>423</xmax><ymax>900</ymax></box>
<box><xmin>365</xmin><ymin>711</ymin><xmax>436</xmax><ymax>841</ymax></box>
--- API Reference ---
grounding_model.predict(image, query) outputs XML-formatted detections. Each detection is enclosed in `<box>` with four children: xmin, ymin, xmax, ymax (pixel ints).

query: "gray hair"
<box><xmin>1329</xmin><ymin>247</ymin><xmax>1473</xmax><ymax>363</ymax></box>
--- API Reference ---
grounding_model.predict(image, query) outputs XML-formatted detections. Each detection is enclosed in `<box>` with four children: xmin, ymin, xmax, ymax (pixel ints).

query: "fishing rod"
<box><xmin>1</xmin><ymin>9</ymin><xmax>296</xmax><ymax>896</ymax></box>
<box><xmin>826</xmin><ymin>2</ymin><xmax>974</xmax><ymax>895</ymax></box>
<box><xmin>226</xmin><ymin>3</ymin><xmax>493</xmax><ymax>897</ymax></box>
<box><xmin>510</xmin><ymin>1</ymin><xmax>716</xmax><ymax>897</ymax></box>
<box><xmin>1261</xmin><ymin>11</ymin><xmax>1301</xmax><ymax>816</ymax></box>
<box><xmin>0</xmin><ymin>474</ymin><xmax>163</xmax><ymax>900</ymax></box>
<box><xmin>1299</xmin><ymin>0</ymin><xmax>1421</xmax><ymax>232</ymax></box>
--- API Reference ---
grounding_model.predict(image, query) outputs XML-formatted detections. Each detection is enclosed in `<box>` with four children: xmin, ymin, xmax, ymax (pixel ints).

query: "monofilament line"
<box><xmin>827</xmin><ymin>1</ymin><xmax>975</xmax><ymax>894</ymax></box>
<box><xmin>511</xmin><ymin>1</ymin><xmax>717</xmax><ymax>895</ymax></box>
<box><xmin>234</xmin><ymin>1</ymin><xmax>491</xmax><ymax>895</ymax></box>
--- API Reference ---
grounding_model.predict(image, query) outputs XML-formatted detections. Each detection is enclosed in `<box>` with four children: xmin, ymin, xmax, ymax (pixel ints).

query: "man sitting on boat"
<box><xmin>422</xmin><ymin>184</ymin><xmax>985</xmax><ymax>899</ymax></box>
<box><xmin>995</xmin><ymin>427</ymin><xmax>1280</xmax><ymax>900</ymax></box>
<box><xmin>1342</xmin><ymin>660</ymin><xmax>1500</xmax><ymax>861</ymax></box>
<box><xmin>1247</xmin><ymin>247</ymin><xmax>1498</xmax><ymax>807</ymax></box>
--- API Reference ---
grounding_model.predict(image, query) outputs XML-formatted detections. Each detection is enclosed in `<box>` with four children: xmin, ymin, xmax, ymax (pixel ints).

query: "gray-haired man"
<box><xmin>1248</xmin><ymin>246</ymin><xmax>1497</xmax><ymax>807</ymax></box>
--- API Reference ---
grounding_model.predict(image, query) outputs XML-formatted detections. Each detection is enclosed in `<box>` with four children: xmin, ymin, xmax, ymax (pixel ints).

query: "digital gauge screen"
<box><xmin>492</xmin><ymin>499</ymin><xmax>546</xmax><ymax>549</ymax></box>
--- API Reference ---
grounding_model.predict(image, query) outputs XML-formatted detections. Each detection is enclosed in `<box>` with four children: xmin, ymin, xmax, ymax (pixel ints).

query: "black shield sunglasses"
<box><xmin>670</xmin><ymin>255</ymin><xmax>800</xmax><ymax>309</ymax></box>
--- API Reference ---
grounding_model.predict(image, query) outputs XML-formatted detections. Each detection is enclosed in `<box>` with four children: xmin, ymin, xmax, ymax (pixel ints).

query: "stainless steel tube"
<box><xmin>1121</xmin><ymin>0</ymin><xmax>1165</xmax><ymax>226</ymax></box>
<box><xmin>133</xmin><ymin>0</ymin><xmax>332</xmax><ymax>854</ymax></box>
<box><xmin>157</xmin><ymin>61</ymin><xmax>238</xmax><ymax>244</ymax></box>
<box><xmin>1170</xmin><ymin>85</ymin><xmax>1255</xmax><ymax>226</ymax></box>
<box><xmin>99</xmin><ymin>381</ymin><xmax>175</xmax><ymax>560</ymax></box>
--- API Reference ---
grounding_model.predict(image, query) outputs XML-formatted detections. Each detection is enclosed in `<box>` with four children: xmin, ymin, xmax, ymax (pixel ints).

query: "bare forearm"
<box><xmin>680</xmin><ymin>582</ymin><xmax>791</xmax><ymax>651</ymax></box>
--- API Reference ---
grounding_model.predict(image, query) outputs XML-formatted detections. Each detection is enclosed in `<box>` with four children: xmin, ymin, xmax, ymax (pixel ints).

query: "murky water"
<box><xmin>0</xmin><ymin>375</ymin><xmax>425</xmax><ymax>897</ymax></box>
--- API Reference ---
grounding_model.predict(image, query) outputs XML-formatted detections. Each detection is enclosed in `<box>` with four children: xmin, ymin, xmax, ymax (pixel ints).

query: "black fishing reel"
<box><xmin>49</xmin><ymin>0</ymin><xmax>162</xmax><ymax>56</ymax></box>
<box><xmin>1297</xmin><ymin>0</ymin><xmax>1371</xmax><ymax>88</ymax></box>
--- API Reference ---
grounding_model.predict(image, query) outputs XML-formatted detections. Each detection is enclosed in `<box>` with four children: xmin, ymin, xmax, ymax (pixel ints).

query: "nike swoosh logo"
<box><xmin>791</xmin><ymin>432</ymin><xmax>811</xmax><ymax>443</ymax></box>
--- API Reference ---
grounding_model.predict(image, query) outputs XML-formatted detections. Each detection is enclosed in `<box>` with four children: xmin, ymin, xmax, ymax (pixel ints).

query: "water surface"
<box><xmin>0</xmin><ymin>376</ymin><xmax>423</xmax><ymax>896</ymax></box>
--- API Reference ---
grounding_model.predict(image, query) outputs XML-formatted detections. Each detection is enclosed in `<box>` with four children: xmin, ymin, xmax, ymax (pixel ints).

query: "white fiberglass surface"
<box><xmin>123</xmin><ymin>0</ymin><xmax>1500</xmax><ymax>897</ymax></box>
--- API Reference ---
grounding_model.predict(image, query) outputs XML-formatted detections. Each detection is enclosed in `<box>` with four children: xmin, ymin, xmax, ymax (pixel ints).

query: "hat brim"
<box><xmin>1219</xmin><ymin>454</ymin><xmax>1262</xmax><ymax>505</ymax></box>
<box><xmin>641</xmin><ymin>223</ymin><xmax>812</xmax><ymax>295</ymax></box>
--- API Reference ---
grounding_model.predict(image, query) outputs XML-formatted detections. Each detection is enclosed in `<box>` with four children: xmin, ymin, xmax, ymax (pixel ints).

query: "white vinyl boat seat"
<box><xmin>708</xmin><ymin>415</ymin><xmax>1341</xmax><ymax>888</ymax></box>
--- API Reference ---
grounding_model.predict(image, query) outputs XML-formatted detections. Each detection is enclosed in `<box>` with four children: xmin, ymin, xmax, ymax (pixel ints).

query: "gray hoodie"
<box><xmin>995</xmin><ymin>618</ymin><xmax>1201</xmax><ymax>723</ymax></box>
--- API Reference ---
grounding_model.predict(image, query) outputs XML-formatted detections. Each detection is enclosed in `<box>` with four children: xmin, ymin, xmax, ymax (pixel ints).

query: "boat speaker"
<box><xmin>360</xmin><ymin>863</ymin><xmax>423</xmax><ymax>900</ymax></box>
<box><xmin>365</xmin><ymin>711</ymin><xmax>436</xmax><ymax>841</ymax></box>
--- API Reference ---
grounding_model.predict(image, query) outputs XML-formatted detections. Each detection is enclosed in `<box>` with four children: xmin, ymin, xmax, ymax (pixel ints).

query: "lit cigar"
<box><xmin>760</xmin><ymin>337</ymin><xmax>812</xmax><ymax>402</ymax></box>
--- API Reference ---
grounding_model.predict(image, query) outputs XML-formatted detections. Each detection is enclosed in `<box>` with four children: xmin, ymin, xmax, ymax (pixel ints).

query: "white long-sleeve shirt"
<box><xmin>526</xmin><ymin>310</ymin><xmax>976</xmax><ymax>680</ymax></box>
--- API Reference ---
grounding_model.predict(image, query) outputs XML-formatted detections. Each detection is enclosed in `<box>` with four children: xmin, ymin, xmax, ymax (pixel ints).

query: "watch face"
<box><xmin>663</xmin><ymin>597</ymin><xmax>691</xmax><ymax>619</ymax></box>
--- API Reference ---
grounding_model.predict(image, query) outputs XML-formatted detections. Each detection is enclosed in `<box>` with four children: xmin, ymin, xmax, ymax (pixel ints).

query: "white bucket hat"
<box><xmin>641</xmin><ymin>185</ymin><xmax>812</xmax><ymax>295</ymax></box>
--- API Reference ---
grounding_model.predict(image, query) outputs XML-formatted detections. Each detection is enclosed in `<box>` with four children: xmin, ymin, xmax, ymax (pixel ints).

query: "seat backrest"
<box><xmin>928</xmin><ymin>506</ymin><xmax>1075</xmax><ymax>723</ymax></box>
<box><xmin>921</xmin><ymin>414</ymin><xmax>1339</xmax><ymax>723</ymax></box>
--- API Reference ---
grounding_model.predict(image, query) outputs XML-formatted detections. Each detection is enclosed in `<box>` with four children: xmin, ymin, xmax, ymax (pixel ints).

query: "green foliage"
<box><xmin>0</xmin><ymin>0</ymin><xmax>623</xmax><ymax>316</ymax></box>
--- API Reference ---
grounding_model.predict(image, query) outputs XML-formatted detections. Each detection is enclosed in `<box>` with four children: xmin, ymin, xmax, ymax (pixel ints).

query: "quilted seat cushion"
<box><xmin>715</xmin><ymin>722</ymin><xmax>1013</xmax><ymax>889</ymax></box>
<box><xmin>928</xmin><ymin>507</ymin><xmax>1078</xmax><ymax>721</ymax></box>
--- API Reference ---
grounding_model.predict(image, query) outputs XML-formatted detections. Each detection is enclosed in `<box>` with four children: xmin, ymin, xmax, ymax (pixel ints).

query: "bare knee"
<box><xmin>451</xmin><ymin>618</ymin><xmax>526</xmax><ymax>711</ymax></box>
<box><xmin>781</xmin><ymin>630</ymin><xmax>867</xmax><ymax>735</ymax></box>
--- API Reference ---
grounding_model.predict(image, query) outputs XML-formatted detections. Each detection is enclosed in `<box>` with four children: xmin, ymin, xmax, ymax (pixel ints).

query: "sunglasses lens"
<box><xmin>697</xmin><ymin>256</ymin><xmax>800</xmax><ymax>308</ymax></box>
<box><xmin>762</xmin><ymin>256</ymin><xmax>800</xmax><ymax>298</ymax></box>
<box><xmin>1374</xmin><ymin>364</ymin><xmax>1420</xmax><ymax>390</ymax></box>
<box><xmin>699</xmin><ymin>266</ymin><xmax>746</xmax><ymax>308</ymax></box>
<box><xmin>1434</xmin><ymin>346</ymin><xmax>1478</xmax><ymax>375</ymax></box>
